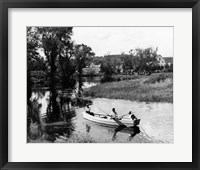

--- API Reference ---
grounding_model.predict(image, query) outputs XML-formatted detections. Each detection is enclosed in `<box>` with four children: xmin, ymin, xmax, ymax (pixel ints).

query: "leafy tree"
<box><xmin>164</xmin><ymin>63</ymin><xmax>173</xmax><ymax>72</ymax></box>
<box><xmin>38</xmin><ymin>27</ymin><xmax>74</xmax><ymax>121</ymax></box>
<box><xmin>99</xmin><ymin>57</ymin><xmax>116</xmax><ymax>83</ymax></box>
<box><xmin>130</xmin><ymin>47</ymin><xmax>158</xmax><ymax>74</ymax></box>
<box><xmin>27</xmin><ymin>27</ymin><xmax>97</xmax><ymax>122</ymax></box>
<box><xmin>100</xmin><ymin>57</ymin><xmax>115</xmax><ymax>76</ymax></box>
<box><xmin>27</xmin><ymin>27</ymin><xmax>46</xmax><ymax>134</ymax></box>
<box><xmin>74</xmin><ymin>44</ymin><xmax>95</xmax><ymax>95</ymax></box>
<box><xmin>39</xmin><ymin>27</ymin><xmax>73</xmax><ymax>86</ymax></box>
<box><xmin>121</xmin><ymin>54</ymin><xmax>137</xmax><ymax>74</ymax></box>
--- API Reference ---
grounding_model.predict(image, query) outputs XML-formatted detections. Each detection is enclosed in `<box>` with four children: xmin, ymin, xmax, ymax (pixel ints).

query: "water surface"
<box><xmin>30</xmin><ymin>91</ymin><xmax>173</xmax><ymax>143</ymax></box>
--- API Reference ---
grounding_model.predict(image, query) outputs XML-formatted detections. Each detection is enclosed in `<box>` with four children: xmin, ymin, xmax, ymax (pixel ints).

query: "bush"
<box><xmin>115</xmin><ymin>77</ymin><xmax>121</xmax><ymax>81</ymax></box>
<box><xmin>100</xmin><ymin>75</ymin><xmax>114</xmax><ymax>83</ymax></box>
<box><xmin>144</xmin><ymin>73</ymin><xmax>173</xmax><ymax>84</ymax></box>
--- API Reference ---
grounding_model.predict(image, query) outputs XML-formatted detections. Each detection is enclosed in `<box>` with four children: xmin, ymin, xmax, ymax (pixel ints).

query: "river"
<box><xmin>29</xmin><ymin>88</ymin><xmax>173</xmax><ymax>143</ymax></box>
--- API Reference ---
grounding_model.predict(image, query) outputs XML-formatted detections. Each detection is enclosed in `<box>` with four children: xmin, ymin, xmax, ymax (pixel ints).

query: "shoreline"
<box><xmin>83</xmin><ymin>73</ymin><xmax>173</xmax><ymax>103</ymax></box>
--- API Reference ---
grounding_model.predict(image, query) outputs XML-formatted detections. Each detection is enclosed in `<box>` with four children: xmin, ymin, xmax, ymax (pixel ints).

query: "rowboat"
<box><xmin>83</xmin><ymin>111</ymin><xmax>140</xmax><ymax>127</ymax></box>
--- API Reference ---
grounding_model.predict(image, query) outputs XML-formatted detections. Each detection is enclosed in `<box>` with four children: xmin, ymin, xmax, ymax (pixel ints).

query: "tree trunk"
<box><xmin>49</xmin><ymin>49</ymin><xmax>60</xmax><ymax>122</ymax></box>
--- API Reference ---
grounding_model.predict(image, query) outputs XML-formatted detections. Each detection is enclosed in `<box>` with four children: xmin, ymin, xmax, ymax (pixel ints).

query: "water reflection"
<box><xmin>28</xmin><ymin>87</ymin><xmax>78</xmax><ymax>142</ymax></box>
<box><xmin>86</xmin><ymin>124</ymin><xmax>91</xmax><ymax>133</ymax></box>
<box><xmin>43</xmin><ymin>118</ymin><xmax>75</xmax><ymax>142</ymax></box>
<box><xmin>112</xmin><ymin>125</ymin><xmax>141</xmax><ymax>141</ymax></box>
<box><xmin>27</xmin><ymin>99</ymin><xmax>43</xmax><ymax>141</ymax></box>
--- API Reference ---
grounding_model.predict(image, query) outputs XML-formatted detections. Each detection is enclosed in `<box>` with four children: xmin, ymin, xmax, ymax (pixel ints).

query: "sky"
<box><xmin>71</xmin><ymin>27</ymin><xmax>173</xmax><ymax>57</ymax></box>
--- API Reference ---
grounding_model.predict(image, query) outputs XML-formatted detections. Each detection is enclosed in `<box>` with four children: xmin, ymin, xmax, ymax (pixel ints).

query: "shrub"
<box><xmin>100</xmin><ymin>75</ymin><xmax>114</xmax><ymax>83</ymax></box>
<box><xmin>144</xmin><ymin>73</ymin><xmax>173</xmax><ymax>84</ymax></box>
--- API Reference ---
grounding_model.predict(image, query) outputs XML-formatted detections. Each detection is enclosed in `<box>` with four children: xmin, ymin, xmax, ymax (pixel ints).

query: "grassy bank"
<box><xmin>83</xmin><ymin>73</ymin><xmax>173</xmax><ymax>103</ymax></box>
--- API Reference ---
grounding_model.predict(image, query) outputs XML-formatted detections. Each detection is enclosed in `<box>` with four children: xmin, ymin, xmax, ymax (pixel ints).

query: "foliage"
<box><xmin>27</xmin><ymin>27</ymin><xmax>96</xmax><ymax>122</ymax></box>
<box><xmin>74</xmin><ymin>44</ymin><xmax>95</xmax><ymax>69</ymax></box>
<box><xmin>92</xmin><ymin>47</ymin><xmax>169</xmax><ymax>81</ymax></box>
<box><xmin>74</xmin><ymin>44</ymin><xmax>95</xmax><ymax>95</ymax></box>
<box><xmin>143</xmin><ymin>73</ymin><xmax>173</xmax><ymax>84</ymax></box>
<box><xmin>27</xmin><ymin>27</ymin><xmax>95</xmax><ymax>90</ymax></box>
<box><xmin>100</xmin><ymin>57</ymin><xmax>115</xmax><ymax>76</ymax></box>
<box><xmin>164</xmin><ymin>63</ymin><xmax>173</xmax><ymax>72</ymax></box>
<box><xmin>38</xmin><ymin>27</ymin><xmax>75</xmax><ymax>88</ymax></box>
<box><xmin>100</xmin><ymin>75</ymin><xmax>114</xmax><ymax>83</ymax></box>
<box><xmin>130</xmin><ymin>47</ymin><xmax>158</xmax><ymax>73</ymax></box>
<box><xmin>84</xmin><ymin>73</ymin><xmax>173</xmax><ymax>103</ymax></box>
<box><xmin>87</xmin><ymin>68</ymin><xmax>96</xmax><ymax>79</ymax></box>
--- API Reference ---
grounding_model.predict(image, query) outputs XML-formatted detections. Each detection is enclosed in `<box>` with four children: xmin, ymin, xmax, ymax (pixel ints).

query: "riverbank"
<box><xmin>83</xmin><ymin>73</ymin><xmax>173</xmax><ymax>103</ymax></box>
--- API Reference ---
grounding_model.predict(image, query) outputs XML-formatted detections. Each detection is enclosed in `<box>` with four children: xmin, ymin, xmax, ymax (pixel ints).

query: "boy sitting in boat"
<box><xmin>86</xmin><ymin>105</ymin><xmax>94</xmax><ymax>116</ymax></box>
<box><xmin>110</xmin><ymin>108</ymin><xmax>118</xmax><ymax>119</ymax></box>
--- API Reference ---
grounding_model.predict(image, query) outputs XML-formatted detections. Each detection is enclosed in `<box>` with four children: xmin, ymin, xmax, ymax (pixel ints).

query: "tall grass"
<box><xmin>84</xmin><ymin>73</ymin><xmax>173</xmax><ymax>103</ymax></box>
<box><xmin>100</xmin><ymin>74</ymin><xmax>141</xmax><ymax>83</ymax></box>
<box><xmin>143</xmin><ymin>73</ymin><xmax>173</xmax><ymax>84</ymax></box>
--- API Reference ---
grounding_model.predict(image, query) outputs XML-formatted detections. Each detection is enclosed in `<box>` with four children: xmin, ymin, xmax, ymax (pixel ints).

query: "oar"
<box><xmin>93</xmin><ymin>105</ymin><xmax>130</xmax><ymax>119</ymax></box>
<box><xmin>120</xmin><ymin>113</ymin><xmax>129</xmax><ymax>118</ymax></box>
<box><xmin>92</xmin><ymin>105</ymin><xmax>111</xmax><ymax>117</ymax></box>
<box><xmin>92</xmin><ymin>105</ymin><xmax>127</xmax><ymax>126</ymax></box>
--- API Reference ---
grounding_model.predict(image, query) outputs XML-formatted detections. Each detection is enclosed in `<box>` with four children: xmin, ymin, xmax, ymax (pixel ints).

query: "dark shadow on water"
<box><xmin>86</xmin><ymin>124</ymin><xmax>91</xmax><ymax>133</ymax></box>
<box><xmin>112</xmin><ymin>125</ymin><xmax>140</xmax><ymax>141</ymax></box>
<box><xmin>44</xmin><ymin>122</ymin><xmax>75</xmax><ymax>142</ymax></box>
<box><xmin>41</xmin><ymin>106</ymin><xmax>76</xmax><ymax>142</ymax></box>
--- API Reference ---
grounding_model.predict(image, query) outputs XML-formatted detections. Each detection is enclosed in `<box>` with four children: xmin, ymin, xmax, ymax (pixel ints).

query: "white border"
<box><xmin>8</xmin><ymin>8</ymin><xmax>192</xmax><ymax>162</ymax></box>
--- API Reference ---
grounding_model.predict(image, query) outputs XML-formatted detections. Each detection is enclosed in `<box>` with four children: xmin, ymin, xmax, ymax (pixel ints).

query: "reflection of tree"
<box><xmin>44</xmin><ymin>93</ymin><xmax>76</xmax><ymax>142</ymax></box>
<box><xmin>32</xmin><ymin>88</ymin><xmax>46</xmax><ymax>99</ymax></box>
<box><xmin>27</xmin><ymin>99</ymin><xmax>43</xmax><ymax>141</ymax></box>
<box><xmin>28</xmin><ymin>88</ymin><xmax>76</xmax><ymax>142</ymax></box>
<box><xmin>44</xmin><ymin>110</ymin><xmax>75</xmax><ymax>142</ymax></box>
<box><xmin>46</xmin><ymin>87</ymin><xmax>60</xmax><ymax>122</ymax></box>
<box><xmin>45</xmin><ymin>88</ymin><xmax>76</xmax><ymax>123</ymax></box>
<box><xmin>27</xmin><ymin>89</ymin><xmax>46</xmax><ymax>138</ymax></box>
<box><xmin>58</xmin><ymin>93</ymin><xmax>72</xmax><ymax>121</ymax></box>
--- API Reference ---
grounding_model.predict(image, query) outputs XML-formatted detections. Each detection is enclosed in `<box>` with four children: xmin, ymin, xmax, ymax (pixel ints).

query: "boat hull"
<box><xmin>83</xmin><ymin>112</ymin><xmax>134</xmax><ymax>127</ymax></box>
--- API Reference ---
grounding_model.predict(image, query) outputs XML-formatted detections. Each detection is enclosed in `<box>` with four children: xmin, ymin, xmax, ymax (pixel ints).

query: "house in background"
<box><xmin>82</xmin><ymin>63</ymin><xmax>101</xmax><ymax>75</ymax></box>
<box><xmin>115</xmin><ymin>64</ymin><xmax>124</xmax><ymax>74</ymax></box>
<box><xmin>156</xmin><ymin>55</ymin><xmax>166</xmax><ymax>66</ymax></box>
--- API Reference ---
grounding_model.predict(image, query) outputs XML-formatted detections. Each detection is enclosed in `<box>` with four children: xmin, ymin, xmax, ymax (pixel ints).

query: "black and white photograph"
<box><xmin>27</xmin><ymin>26</ymin><xmax>173</xmax><ymax>143</ymax></box>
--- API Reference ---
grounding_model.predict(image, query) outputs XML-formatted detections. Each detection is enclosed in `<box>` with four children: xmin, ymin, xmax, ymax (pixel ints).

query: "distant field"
<box><xmin>83</xmin><ymin>73</ymin><xmax>173</xmax><ymax>103</ymax></box>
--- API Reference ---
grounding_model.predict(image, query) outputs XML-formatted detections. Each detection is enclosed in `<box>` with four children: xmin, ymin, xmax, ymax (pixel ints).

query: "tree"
<box><xmin>164</xmin><ymin>63</ymin><xmax>173</xmax><ymax>72</ymax></box>
<box><xmin>27</xmin><ymin>27</ymin><xmax>41</xmax><ymax>109</ymax></box>
<box><xmin>129</xmin><ymin>47</ymin><xmax>159</xmax><ymax>75</ymax></box>
<box><xmin>121</xmin><ymin>55</ymin><xmax>135</xmax><ymax>74</ymax></box>
<box><xmin>27</xmin><ymin>27</ymin><xmax>46</xmax><ymax>135</ymax></box>
<box><xmin>100</xmin><ymin>57</ymin><xmax>115</xmax><ymax>76</ymax></box>
<box><xmin>38</xmin><ymin>27</ymin><xmax>75</xmax><ymax>121</ymax></box>
<box><xmin>39</xmin><ymin>27</ymin><xmax>73</xmax><ymax>85</ymax></box>
<box><xmin>74</xmin><ymin>44</ymin><xmax>95</xmax><ymax>96</ymax></box>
